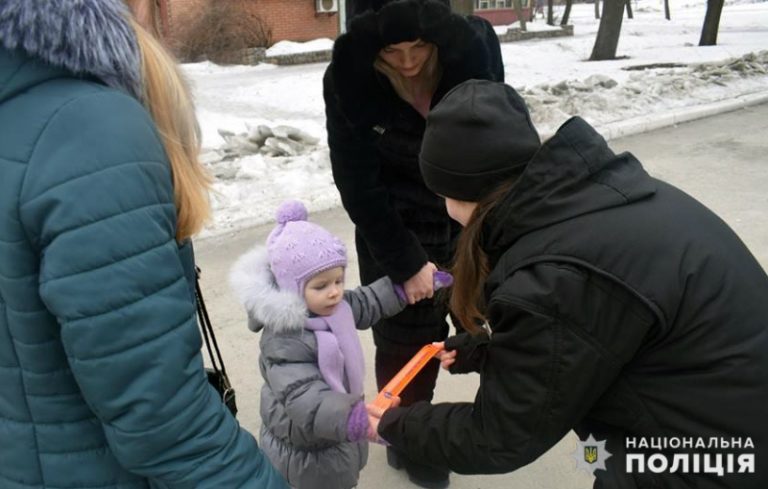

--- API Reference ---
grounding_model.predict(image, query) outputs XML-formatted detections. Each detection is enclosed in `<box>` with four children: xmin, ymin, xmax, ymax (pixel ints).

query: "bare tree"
<box><xmin>590</xmin><ymin>0</ymin><xmax>625</xmax><ymax>60</ymax></box>
<box><xmin>594</xmin><ymin>0</ymin><xmax>601</xmax><ymax>19</ymax></box>
<box><xmin>699</xmin><ymin>0</ymin><xmax>725</xmax><ymax>45</ymax></box>
<box><xmin>174</xmin><ymin>0</ymin><xmax>272</xmax><ymax>63</ymax></box>
<box><xmin>547</xmin><ymin>0</ymin><xmax>555</xmax><ymax>25</ymax></box>
<box><xmin>513</xmin><ymin>0</ymin><xmax>527</xmax><ymax>31</ymax></box>
<box><xmin>561</xmin><ymin>0</ymin><xmax>574</xmax><ymax>25</ymax></box>
<box><xmin>450</xmin><ymin>0</ymin><xmax>474</xmax><ymax>15</ymax></box>
<box><xmin>625</xmin><ymin>0</ymin><xmax>633</xmax><ymax>19</ymax></box>
<box><xmin>664</xmin><ymin>0</ymin><xmax>671</xmax><ymax>20</ymax></box>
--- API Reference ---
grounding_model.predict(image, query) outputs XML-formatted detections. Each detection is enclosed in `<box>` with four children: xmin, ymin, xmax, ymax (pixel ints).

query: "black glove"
<box><xmin>443</xmin><ymin>331</ymin><xmax>490</xmax><ymax>374</ymax></box>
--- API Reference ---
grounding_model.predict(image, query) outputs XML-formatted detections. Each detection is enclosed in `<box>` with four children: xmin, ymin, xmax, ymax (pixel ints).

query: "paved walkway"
<box><xmin>195</xmin><ymin>103</ymin><xmax>768</xmax><ymax>488</ymax></box>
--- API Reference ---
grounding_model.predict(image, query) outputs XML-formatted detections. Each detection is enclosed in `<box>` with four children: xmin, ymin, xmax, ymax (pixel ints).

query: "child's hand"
<box><xmin>365</xmin><ymin>396</ymin><xmax>401</xmax><ymax>445</ymax></box>
<box><xmin>432</xmin><ymin>342</ymin><xmax>457</xmax><ymax>370</ymax></box>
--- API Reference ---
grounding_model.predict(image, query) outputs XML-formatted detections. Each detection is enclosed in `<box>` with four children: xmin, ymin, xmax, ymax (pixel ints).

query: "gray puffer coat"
<box><xmin>229</xmin><ymin>247</ymin><xmax>405</xmax><ymax>489</ymax></box>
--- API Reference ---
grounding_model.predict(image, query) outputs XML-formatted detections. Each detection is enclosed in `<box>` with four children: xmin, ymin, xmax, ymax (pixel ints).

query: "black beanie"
<box><xmin>419</xmin><ymin>80</ymin><xmax>541</xmax><ymax>202</ymax></box>
<box><xmin>353</xmin><ymin>0</ymin><xmax>449</xmax><ymax>15</ymax></box>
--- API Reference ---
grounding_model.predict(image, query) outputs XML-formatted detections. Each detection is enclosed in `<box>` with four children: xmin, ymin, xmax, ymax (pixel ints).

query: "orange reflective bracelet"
<box><xmin>372</xmin><ymin>343</ymin><xmax>442</xmax><ymax>410</ymax></box>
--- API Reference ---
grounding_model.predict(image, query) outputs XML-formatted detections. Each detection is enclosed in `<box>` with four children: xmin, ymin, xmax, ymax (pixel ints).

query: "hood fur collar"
<box><xmin>329</xmin><ymin>0</ymin><xmax>496</xmax><ymax>127</ymax></box>
<box><xmin>0</xmin><ymin>0</ymin><xmax>142</xmax><ymax>100</ymax></box>
<box><xmin>229</xmin><ymin>246</ymin><xmax>307</xmax><ymax>334</ymax></box>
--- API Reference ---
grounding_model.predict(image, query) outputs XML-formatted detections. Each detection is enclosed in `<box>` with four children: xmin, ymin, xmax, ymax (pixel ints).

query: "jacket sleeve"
<box><xmin>261</xmin><ymin>333</ymin><xmax>361</xmax><ymax>442</ymax></box>
<box><xmin>344</xmin><ymin>276</ymin><xmax>406</xmax><ymax>330</ymax></box>
<box><xmin>20</xmin><ymin>91</ymin><xmax>287</xmax><ymax>489</ymax></box>
<box><xmin>377</xmin><ymin>262</ymin><xmax>654</xmax><ymax>474</ymax></box>
<box><xmin>443</xmin><ymin>330</ymin><xmax>491</xmax><ymax>374</ymax></box>
<box><xmin>323</xmin><ymin>69</ymin><xmax>429</xmax><ymax>283</ymax></box>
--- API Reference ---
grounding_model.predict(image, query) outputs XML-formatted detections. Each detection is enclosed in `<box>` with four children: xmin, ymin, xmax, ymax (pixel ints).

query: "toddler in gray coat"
<box><xmin>230</xmin><ymin>200</ymin><xmax>410</xmax><ymax>489</ymax></box>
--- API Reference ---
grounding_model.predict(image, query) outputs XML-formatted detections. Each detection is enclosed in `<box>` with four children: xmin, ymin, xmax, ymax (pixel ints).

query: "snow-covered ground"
<box><xmin>184</xmin><ymin>0</ymin><xmax>768</xmax><ymax>238</ymax></box>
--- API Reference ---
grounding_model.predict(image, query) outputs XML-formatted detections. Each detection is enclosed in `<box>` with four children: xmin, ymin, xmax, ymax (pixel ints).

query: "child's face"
<box><xmin>304</xmin><ymin>266</ymin><xmax>345</xmax><ymax>316</ymax></box>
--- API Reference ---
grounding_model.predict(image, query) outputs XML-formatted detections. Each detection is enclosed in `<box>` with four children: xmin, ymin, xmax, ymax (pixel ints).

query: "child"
<box><xmin>229</xmin><ymin>200</ymin><xmax>419</xmax><ymax>489</ymax></box>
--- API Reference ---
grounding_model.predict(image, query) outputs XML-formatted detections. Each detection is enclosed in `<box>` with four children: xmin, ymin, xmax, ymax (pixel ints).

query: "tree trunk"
<box><xmin>699</xmin><ymin>0</ymin><xmax>724</xmax><ymax>45</ymax></box>
<box><xmin>450</xmin><ymin>0</ymin><xmax>474</xmax><ymax>15</ymax></box>
<box><xmin>561</xmin><ymin>0</ymin><xmax>573</xmax><ymax>25</ymax></box>
<box><xmin>547</xmin><ymin>0</ymin><xmax>555</xmax><ymax>25</ymax></box>
<box><xmin>625</xmin><ymin>0</ymin><xmax>633</xmax><ymax>19</ymax></box>
<box><xmin>513</xmin><ymin>0</ymin><xmax>527</xmax><ymax>31</ymax></box>
<box><xmin>594</xmin><ymin>0</ymin><xmax>600</xmax><ymax>19</ymax></box>
<box><xmin>664</xmin><ymin>0</ymin><xmax>671</xmax><ymax>20</ymax></box>
<box><xmin>589</xmin><ymin>0</ymin><xmax>625</xmax><ymax>60</ymax></box>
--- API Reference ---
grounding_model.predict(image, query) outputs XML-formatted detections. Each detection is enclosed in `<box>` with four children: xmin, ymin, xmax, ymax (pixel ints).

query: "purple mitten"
<box><xmin>346</xmin><ymin>401</ymin><xmax>370</xmax><ymax>442</ymax></box>
<box><xmin>394</xmin><ymin>271</ymin><xmax>454</xmax><ymax>303</ymax></box>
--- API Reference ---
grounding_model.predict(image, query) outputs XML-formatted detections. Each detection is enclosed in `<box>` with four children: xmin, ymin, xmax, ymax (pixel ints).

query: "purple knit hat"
<box><xmin>267</xmin><ymin>201</ymin><xmax>347</xmax><ymax>295</ymax></box>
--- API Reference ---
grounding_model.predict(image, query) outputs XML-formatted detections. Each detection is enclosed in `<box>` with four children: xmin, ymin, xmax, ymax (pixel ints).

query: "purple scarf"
<box><xmin>305</xmin><ymin>301</ymin><xmax>364</xmax><ymax>397</ymax></box>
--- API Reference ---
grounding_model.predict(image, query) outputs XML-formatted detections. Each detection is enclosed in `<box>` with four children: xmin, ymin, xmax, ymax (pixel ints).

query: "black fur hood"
<box><xmin>328</xmin><ymin>0</ymin><xmax>503</xmax><ymax>127</ymax></box>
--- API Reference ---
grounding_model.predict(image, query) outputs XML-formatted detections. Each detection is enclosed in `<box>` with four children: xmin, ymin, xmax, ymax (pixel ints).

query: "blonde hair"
<box><xmin>130</xmin><ymin>18</ymin><xmax>211</xmax><ymax>241</ymax></box>
<box><xmin>374</xmin><ymin>45</ymin><xmax>442</xmax><ymax>105</ymax></box>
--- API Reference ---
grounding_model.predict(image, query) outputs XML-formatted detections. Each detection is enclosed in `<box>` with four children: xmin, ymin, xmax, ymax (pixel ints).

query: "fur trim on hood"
<box><xmin>329</xmin><ymin>0</ymin><xmax>497</xmax><ymax>127</ymax></box>
<box><xmin>229</xmin><ymin>246</ymin><xmax>307</xmax><ymax>334</ymax></box>
<box><xmin>0</xmin><ymin>0</ymin><xmax>142</xmax><ymax>100</ymax></box>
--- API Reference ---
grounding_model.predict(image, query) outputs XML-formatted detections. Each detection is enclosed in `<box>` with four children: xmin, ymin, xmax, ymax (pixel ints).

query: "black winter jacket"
<box><xmin>378</xmin><ymin>117</ymin><xmax>768</xmax><ymax>489</ymax></box>
<box><xmin>323</xmin><ymin>14</ymin><xmax>503</xmax><ymax>284</ymax></box>
<box><xmin>323</xmin><ymin>11</ymin><xmax>504</xmax><ymax>352</ymax></box>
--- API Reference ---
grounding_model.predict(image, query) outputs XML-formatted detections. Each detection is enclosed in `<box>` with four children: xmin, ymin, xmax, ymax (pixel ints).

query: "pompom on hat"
<box><xmin>266</xmin><ymin>201</ymin><xmax>347</xmax><ymax>295</ymax></box>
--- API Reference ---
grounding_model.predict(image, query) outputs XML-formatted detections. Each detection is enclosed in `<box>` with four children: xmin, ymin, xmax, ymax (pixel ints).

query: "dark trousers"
<box><xmin>356</xmin><ymin>232</ymin><xmax>451</xmax><ymax>482</ymax></box>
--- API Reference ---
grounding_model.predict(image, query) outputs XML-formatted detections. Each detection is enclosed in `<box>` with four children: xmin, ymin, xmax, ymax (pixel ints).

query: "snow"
<box><xmin>265</xmin><ymin>38</ymin><xmax>335</xmax><ymax>57</ymax></box>
<box><xmin>495</xmin><ymin>21</ymin><xmax>562</xmax><ymax>34</ymax></box>
<box><xmin>183</xmin><ymin>0</ymin><xmax>768</xmax><ymax>238</ymax></box>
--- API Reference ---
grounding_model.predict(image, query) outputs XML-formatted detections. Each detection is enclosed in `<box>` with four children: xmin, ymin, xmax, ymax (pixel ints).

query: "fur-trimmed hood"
<box><xmin>328</xmin><ymin>0</ymin><xmax>501</xmax><ymax>127</ymax></box>
<box><xmin>0</xmin><ymin>0</ymin><xmax>142</xmax><ymax>100</ymax></box>
<box><xmin>229</xmin><ymin>246</ymin><xmax>308</xmax><ymax>334</ymax></box>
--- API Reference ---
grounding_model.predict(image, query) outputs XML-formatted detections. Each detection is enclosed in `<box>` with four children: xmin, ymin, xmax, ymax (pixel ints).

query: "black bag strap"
<box><xmin>195</xmin><ymin>266</ymin><xmax>230</xmax><ymax>382</ymax></box>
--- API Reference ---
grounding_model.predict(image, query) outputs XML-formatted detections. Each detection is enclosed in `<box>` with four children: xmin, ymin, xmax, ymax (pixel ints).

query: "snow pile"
<box><xmin>522</xmin><ymin>50</ymin><xmax>768</xmax><ymax>136</ymax></box>
<box><xmin>206</xmin><ymin>149</ymin><xmax>337</xmax><ymax>233</ymax></box>
<box><xmin>209</xmin><ymin>124</ymin><xmax>320</xmax><ymax>163</ymax></box>
<box><xmin>266</xmin><ymin>39</ymin><xmax>334</xmax><ymax>57</ymax></box>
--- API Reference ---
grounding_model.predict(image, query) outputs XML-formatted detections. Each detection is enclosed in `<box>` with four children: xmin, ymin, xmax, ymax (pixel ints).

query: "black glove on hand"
<box><xmin>443</xmin><ymin>331</ymin><xmax>490</xmax><ymax>374</ymax></box>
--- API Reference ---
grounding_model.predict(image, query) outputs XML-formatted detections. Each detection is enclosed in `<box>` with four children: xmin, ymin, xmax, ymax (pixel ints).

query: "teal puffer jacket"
<box><xmin>0</xmin><ymin>48</ymin><xmax>287</xmax><ymax>489</ymax></box>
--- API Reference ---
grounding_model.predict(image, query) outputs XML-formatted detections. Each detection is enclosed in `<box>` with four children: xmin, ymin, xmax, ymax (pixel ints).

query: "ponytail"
<box><xmin>449</xmin><ymin>181</ymin><xmax>516</xmax><ymax>334</ymax></box>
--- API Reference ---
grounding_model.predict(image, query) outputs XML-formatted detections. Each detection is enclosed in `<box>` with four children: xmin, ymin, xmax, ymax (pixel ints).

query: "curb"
<box><xmin>595</xmin><ymin>90</ymin><xmax>768</xmax><ymax>142</ymax></box>
<box><xmin>497</xmin><ymin>25</ymin><xmax>574</xmax><ymax>43</ymax></box>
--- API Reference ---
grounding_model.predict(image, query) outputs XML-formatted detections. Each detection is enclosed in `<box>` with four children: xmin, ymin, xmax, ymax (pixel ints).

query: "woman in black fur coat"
<box><xmin>323</xmin><ymin>1</ymin><xmax>504</xmax><ymax>487</ymax></box>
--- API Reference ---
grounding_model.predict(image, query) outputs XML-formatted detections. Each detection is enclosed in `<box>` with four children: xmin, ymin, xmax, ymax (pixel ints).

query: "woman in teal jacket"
<box><xmin>0</xmin><ymin>1</ymin><xmax>287</xmax><ymax>488</ymax></box>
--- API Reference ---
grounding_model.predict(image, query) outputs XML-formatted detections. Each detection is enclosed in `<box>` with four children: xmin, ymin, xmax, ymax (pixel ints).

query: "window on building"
<box><xmin>475</xmin><ymin>0</ymin><xmax>530</xmax><ymax>9</ymax></box>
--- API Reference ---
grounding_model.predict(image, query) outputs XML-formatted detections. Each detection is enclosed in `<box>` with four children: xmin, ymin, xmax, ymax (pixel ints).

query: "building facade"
<box><xmin>129</xmin><ymin>0</ymin><xmax>341</xmax><ymax>47</ymax></box>
<box><xmin>473</xmin><ymin>0</ymin><xmax>532</xmax><ymax>25</ymax></box>
<box><xmin>126</xmin><ymin>0</ymin><xmax>532</xmax><ymax>55</ymax></box>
